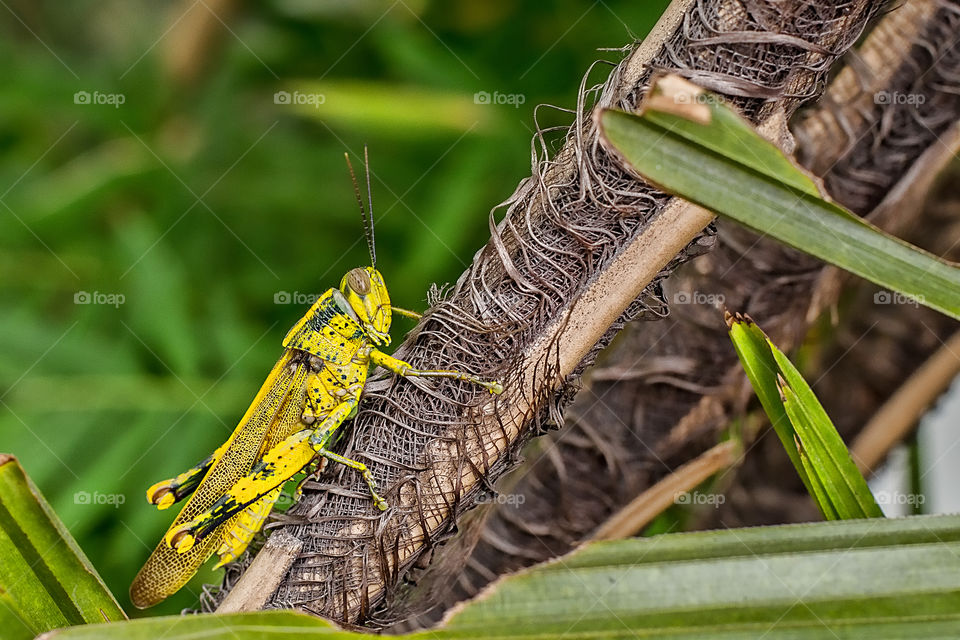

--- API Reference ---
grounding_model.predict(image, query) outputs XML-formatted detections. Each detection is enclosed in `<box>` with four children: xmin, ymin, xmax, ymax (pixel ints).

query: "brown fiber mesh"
<box><xmin>201</xmin><ymin>0</ymin><xmax>883</xmax><ymax>625</ymax></box>
<box><xmin>796</xmin><ymin>1</ymin><xmax>960</xmax><ymax>214</ymax></box>
<box><xmin>385</xmin><ymin>0</ymin><xmax>960</xmax><ymax>628</ymax></box>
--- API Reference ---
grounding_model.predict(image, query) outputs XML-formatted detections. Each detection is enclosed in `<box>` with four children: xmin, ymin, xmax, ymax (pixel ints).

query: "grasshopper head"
<box><xmin>341</xmin><ymin>266</ymin><xmax>392</xmax><ymax>346</ymax></box>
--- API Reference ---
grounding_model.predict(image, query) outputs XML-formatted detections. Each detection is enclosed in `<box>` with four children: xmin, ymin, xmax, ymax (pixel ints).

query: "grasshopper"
<box><xmin>129</xmin><ymin>149</ymin><xmax>502</xmax><ymax>609</ymax></box>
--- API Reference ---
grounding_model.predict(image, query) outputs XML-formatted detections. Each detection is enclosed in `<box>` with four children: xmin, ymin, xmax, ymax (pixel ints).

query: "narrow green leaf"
<box><xmin>642</xmin><ymin>85</ymin><xmax>820</xmax><ymax>196</ymax></box>
<box><xmin>796</xmin><ymin>439</ymin><xmax>839</xmax><ymax>521</ymax></box>
<box><xmin>598</xmin><ymin>77</ymin><xmax>960</xmax><ymax>320</ymax></box>
<box><xmin>45</xmin><ymin>517</ymin><xmax>960</xmax><ymax>639</ymax></box>
<box><xmin>0</xmin><ymin>455</ymin><xmax>125</xmax><ymax>638</ymax></box>
<box><xmin>782</xmin><ymin>383</ymin><xmax>874</xmax><ymax>519</ymax></box>
<box><xmin>907</xmin><ymin>434</ymin><xmax>925</xmax><ymax>516</ymax></box>
<box><xmin>774</xmin><ymin>346</ymin><xmax>884</xmax><ymax>519</ymax></box>
<box><xmin>725</xmin><ymin>314</ymin><xmax>809</xmax><ymax>494</ymax></box>
<box><xmin>726</xmin><ymin>315</ymin><xmax>882</xmax><ymax>521</ymax></box>
<box><xmin>0</xmin><ymin>590</ymin><xmax>36</xmax><ymax>640</ymax></box>
<box><xmin>37</xmin><ymin>610</ymin><xmax>344</xmax><ymax>639</ymax></box>
<box><xmin>434</xmin><ymin>515</ymin><xmax>960</xmax><ymax>638</ymax></box>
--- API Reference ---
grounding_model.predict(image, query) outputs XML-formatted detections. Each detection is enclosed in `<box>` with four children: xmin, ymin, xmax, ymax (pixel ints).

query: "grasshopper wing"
<box><xmin>130</xmin><ymin>350</ymin><xmax>309</xmax><ymax>608</ymax></box>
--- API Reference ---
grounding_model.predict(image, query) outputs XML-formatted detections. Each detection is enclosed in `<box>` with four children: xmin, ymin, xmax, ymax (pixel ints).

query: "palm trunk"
<box><xmin>207</xmin><ymin>0</ymin><xmax>887</xmax><ymax>626</ymax></box>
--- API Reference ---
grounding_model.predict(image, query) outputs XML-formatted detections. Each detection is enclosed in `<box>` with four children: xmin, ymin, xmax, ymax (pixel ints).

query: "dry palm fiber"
<box><xmin>391</xmin><ymin>0</ymin><xmax>960</xmax><ymax>627</ymax></box>
<box><xmin>203</xmin><ymin>0</ymin><xmax>886</xmax><ymax>625</ymax></box>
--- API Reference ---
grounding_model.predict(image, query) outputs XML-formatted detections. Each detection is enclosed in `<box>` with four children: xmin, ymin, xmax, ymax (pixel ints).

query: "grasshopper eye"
<box><xmin>346</xmin><ymin>268</ymin><xmax>371</xmax><ymax>295</ymax></box>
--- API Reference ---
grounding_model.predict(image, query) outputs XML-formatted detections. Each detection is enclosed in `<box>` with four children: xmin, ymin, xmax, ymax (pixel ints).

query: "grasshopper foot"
<box><xmin>146</xmin><ymin>481</ymin><xmax>177</xmax><ymax>510</ymax></box>
<box><xmin>361</xmin><ymin>471</ymin><xmax>389</xmax><ymax>511</ymax></box>
<box><xmin>165</xmin><ymin>524</ymin><xmax>198</xmax><ymax>554</ymax></box>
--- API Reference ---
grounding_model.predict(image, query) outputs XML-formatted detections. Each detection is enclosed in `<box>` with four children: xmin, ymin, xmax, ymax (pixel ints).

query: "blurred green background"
<box><xmin>0</xmin><ymin>0</ymin><xmax>669</xmax><ymax>616</ymax></box>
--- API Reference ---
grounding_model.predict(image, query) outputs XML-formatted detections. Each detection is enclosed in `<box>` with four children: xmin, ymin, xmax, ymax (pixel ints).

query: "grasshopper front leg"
<box><xmin>306</xmin><ymin>396</ymin><xmax>387</xmax><ymax>510</ymax></box>
<box><xmin>212</xmin><ymin>486</ymin><xmax>284</xmax><ymax>568</ymax></box>
<box><xmin>370</xmin><ymin>349</ymin><xmax>503</xmax><ymax>394</ymax></box>
<box><xmin>146</xmin><ymin>443</ymin><xmax>227</xmax><ymax>510</ymax></box>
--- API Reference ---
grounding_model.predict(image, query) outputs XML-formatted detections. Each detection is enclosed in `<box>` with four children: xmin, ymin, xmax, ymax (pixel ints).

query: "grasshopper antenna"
<box><xmin>344</xmin><ymin>148</ymin><xmax>377</xmax><ymax>268</ymax></box>
<box><xmin>363</xmin><ymin>146</ymin><xmax>375</xmax><ymax>267</ymax></box>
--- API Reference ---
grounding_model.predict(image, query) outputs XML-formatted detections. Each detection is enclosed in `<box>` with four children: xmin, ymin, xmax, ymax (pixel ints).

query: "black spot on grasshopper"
<box><xmin>252</xmin><ymin>461</ymin><xmax>277</xmax><ymax>479</ymax></box>
<box><xmin>307</xmin><ymin>297</ymin><xmax>339</xmax><ymax>331</ymax></box>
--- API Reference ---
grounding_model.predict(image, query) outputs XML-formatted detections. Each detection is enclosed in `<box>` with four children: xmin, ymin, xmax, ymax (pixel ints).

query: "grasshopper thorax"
<box><xmin>340</xmin><ymin>266</ymin><xmax>392</xmax><ymax>346</ymax></box>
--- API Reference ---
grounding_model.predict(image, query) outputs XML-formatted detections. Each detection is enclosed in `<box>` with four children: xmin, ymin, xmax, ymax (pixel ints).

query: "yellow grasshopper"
<box><xmin>129</xmin><ymin>149</ymin><xmax>502</xmax><ymax>609</ymax></box>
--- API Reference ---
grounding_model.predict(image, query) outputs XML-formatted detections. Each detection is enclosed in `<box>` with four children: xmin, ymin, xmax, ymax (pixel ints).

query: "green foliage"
<box><xmin>598</xmin><ymin>78</ymin><xmax>960</xmax><ymax>319</ymax></box>
<box><xmin>0</xmin><ymin>0</ymin><xmax>670</xmax><ymax>616</ymax></box>
<box><xmin>43</xmin><ymin>515</ymin><xmax>960</xmax><ymax>638</ymax></box>
<box><xmin>596</xmin><ymin>74</ymin><xmax>960</xmax><ymax>520</ymax></box>
<box><xmin>727</xmin><ymin>316</ymin><xmax>884</xmax><ymax>520</ymax></box>
<box><xmin>0</xmin><ymin>455</ymin><xmax>124</xmax><ymax>639</ymax></box>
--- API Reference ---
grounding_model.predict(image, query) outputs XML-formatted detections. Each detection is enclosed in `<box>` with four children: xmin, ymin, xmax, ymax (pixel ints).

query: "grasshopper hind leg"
<box><xmin>146</xmin><ymin>444</ymin><xmax>226</xmax><ymax>510</ymax></box>
<box><xmin>166</xmin><ymin>399</ymin><xmax>390</xmax><ymax>556</ymax></box>
<box><xmin>212</xmin><ymin>462</ymin><xmax>323</xmax><ymax>567</ymax></box>
<box><xmin>165</xmin><ymin>429</ymin><xmax>318</xmax><ymax>554</ymax></box>
<box><xmin>213</xmin><ymin>486</ymin><xmax>283</xmax><ymax>568</ymax></box>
